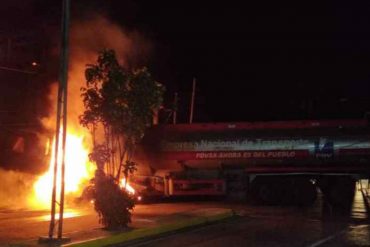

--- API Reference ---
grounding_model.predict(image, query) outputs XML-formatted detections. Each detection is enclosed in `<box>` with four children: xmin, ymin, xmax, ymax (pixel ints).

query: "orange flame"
<box><xmin>120</xmin><ymin>178</ymin><xmax>135</xmax><ymax>194</ymax></box>
<box><xmin>27</xmin><ymin>16</ymin><xmax>144</xmax><ymax>209</ymax></box>
<box><xmin>29</xmin><ymin>131</ymin><xmax>94</xmax><ymax>208</ymax></box>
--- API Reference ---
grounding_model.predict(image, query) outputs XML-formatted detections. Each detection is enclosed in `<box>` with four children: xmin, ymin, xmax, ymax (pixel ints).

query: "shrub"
<box><xmin>92</xmin><ymin>170</ymin><xmax>135</xmax><ymax>229</ymax></box>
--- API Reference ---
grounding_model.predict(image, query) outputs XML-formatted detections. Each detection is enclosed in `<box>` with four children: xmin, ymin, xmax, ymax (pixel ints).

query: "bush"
<box><xmin>93</xmin><ymin>170</ymin><xmax>135</xmax><ymax>229</ymax></box>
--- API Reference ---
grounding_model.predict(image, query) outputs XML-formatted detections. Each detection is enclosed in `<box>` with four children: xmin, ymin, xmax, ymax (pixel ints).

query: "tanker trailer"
<box><xmin>133</xmin><ymin>119</ymin><xmax>370</xmax><ymax>208</ymax></box>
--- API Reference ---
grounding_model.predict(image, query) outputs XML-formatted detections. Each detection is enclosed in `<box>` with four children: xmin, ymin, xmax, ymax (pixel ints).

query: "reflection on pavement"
<box><xmin>38</xmin><ymin>210</ymin><xmax>82</xmax><ymax>221</ymax></box>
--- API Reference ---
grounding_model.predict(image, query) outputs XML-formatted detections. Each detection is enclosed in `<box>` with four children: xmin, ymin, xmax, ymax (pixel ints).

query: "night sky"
<box><xmin>1</xmin><ymin>0</ymin><xmax>370</xmax><ymax>123</ymax></box>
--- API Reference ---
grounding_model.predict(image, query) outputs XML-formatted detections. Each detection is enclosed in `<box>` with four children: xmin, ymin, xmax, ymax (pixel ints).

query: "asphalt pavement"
<box><xmin>0</xmin><ymin>188</ymin><xmax>368</xmax><ymax>247</ymax></box>
<box><xmin>116</xmin><ymin>190</ymin><xmax>370</xmax><ymax>247</ymax></box>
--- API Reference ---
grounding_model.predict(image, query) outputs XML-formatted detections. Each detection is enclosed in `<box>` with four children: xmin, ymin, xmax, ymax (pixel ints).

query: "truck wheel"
<box><xmin>250</xmin><ymin>177</ymin><xmax>280</xmax><ymax>205</ymax></box>
<box><xmin>292</xmin><ymin>179</ymin><xmax>317</xmax><ymax>206</ymax></box>
<box><xmin>318</xmin><ymin>176</ymin><xmax>355</xmax><ymax>211</ymax></box>
<box><xmin>258</xmin><ymin>183</ymin><xmax>279</xmax><ymax>204</ymax></box>
<box><xmin>250</xmin><ymin>176</ymin><xmax>317</xmax><ymax>206</ymax></box>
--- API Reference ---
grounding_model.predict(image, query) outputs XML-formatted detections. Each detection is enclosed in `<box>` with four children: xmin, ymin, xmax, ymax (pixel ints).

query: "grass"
<box><xmin>68</xmin><ymin>210</ymin><xmax>234</xmax><ymax>247</ymax></box>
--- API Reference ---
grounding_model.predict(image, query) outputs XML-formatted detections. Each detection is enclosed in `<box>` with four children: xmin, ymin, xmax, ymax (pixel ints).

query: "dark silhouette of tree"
<box><xmin>80</xmin><ymin>49</ymin><xmax>164</xmax><ymax>228</ymax></box>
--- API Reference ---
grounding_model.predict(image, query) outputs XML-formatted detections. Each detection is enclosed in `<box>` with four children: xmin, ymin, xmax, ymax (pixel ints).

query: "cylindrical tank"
<box><xmin>139</xmin><ymin>120</ymin><xmax>370</xmax><ymax>174</ymax></box>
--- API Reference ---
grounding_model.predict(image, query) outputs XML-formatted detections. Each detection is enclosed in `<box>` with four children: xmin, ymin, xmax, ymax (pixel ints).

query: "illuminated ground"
<box><xmin>0</xmin><ymin>189</ymin><xmax>369</xmax><ymax>246</ymax></box>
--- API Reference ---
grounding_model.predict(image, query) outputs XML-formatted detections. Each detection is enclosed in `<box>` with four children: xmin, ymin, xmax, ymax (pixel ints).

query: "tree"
<box><xmin>80</xmin><ymin>49</ymin><xmax>165</xmax><ymax>228</ymax></box>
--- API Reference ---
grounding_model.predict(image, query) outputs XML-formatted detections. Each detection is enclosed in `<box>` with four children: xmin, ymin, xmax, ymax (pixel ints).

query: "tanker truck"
<box><xmin>132</xmin><ymin>119</ymin><xmax>370</xmax><ymax>208</ymax></box>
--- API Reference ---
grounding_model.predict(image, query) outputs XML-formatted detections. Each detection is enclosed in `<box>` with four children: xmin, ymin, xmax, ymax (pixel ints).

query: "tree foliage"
<box><xmin>81</xmin><ymin>49</ymin><xmax>164</xmax><ymax>144</ymax></box>
<box><xmin>92</xmin><ymin>170</ymin><xmax>134</xmax><ymax>229</ymax></box>
<box><xmin>80</xmin><ymin>49</ymin><xmax>165</xmax><ymax>228</ymax></box>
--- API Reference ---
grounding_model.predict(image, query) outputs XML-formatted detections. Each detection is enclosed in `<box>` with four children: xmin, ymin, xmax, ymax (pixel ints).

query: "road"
<box><xmin>123</xmin><ymin>190</ymin><xmax>370</xmax><ymax>247</ymax></box>
<box><xmin>0</xmin><ymin>201</ymin><xmax>237</xmax><ymax>245</ymax></box>
<box><xmin>127</xmin><ymin>215</ymin><xmax>369</xmax><ymax>247</ymax></box>
<box><xmin>0</xmin><ymin>189</ymin><xmax>369</xmax><ymax>246</ymax></box>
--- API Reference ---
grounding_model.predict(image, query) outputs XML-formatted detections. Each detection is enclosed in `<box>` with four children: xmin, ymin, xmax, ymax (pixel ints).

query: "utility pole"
<box><xmin>57</xmin><ymin>0</ymin><xmax>70</xmax><ymax>239</ymax></box>
<box><xmin>42</xmin><ymin>0</ymin><xmax>70</xmax><ymax>242</ymax></box>
<box><xmin>189</xmin><ymin>78</ymin><xmax>196</xmax><ymax>123</ymax></box>
<box><xmin>173</xmin><ymin>92</ymin><xmax>178</xmax><ymax>124</ymax></box>
<box><xmin>7</xmin><ymin>37</ymin><xmax>11</xmax><ymax>63</ymax></box>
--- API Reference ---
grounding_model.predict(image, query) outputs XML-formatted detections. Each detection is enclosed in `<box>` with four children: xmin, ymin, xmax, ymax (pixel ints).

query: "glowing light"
<box><xmin>29</xmin><ymin>132</ymin><xmax>94</xmax><ymax>208</ymax></box>
<box><xmin>120</xmin><ymin>178</ymin><xmax>135</xmax><ymax>194</ymax></box>
<box><xmin>38</xmin><ymin>210</ymin><xmax>81</xmax><ymax>221</ymax></box>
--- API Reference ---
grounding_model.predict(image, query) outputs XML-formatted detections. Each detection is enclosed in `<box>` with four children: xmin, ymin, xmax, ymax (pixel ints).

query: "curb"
<box><xmin>65</xmin><ymin>209</ymin><xmax>235</xmax><ymax>247</ymax></box>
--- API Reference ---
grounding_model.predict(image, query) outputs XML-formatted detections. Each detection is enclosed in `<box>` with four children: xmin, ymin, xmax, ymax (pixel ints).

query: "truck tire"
<box><xmin>318</xmin><ymin>176</ymin><xmax>355</xmax><ymax>211</ymax></box>
<box><xmin>250</xmin><ymin>177</ymin><xmax>281</xmax><ymax>205</ymax></box>
<box><xmin>250</xmin><ymin>176</ymin><xmax>317</xmax><ymax>206</ymax></box>
<box><xmin>292</xmin><ymin>179</ymin><xmax>317</xmax><ymax>206</ymax></box>
<box><xmin>259</xmin><ymin>183</ymin><xmax>279</xmax><ymax>205</ymax></box>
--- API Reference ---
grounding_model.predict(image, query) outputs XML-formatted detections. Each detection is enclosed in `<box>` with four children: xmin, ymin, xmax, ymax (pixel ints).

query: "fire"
<box><xmin>120</xmin><ymin>178</ymin><xmax>135</xmax><ymax>194</ymax></box>
<box><xmin>29</xmin><ymin>132</ymin><xmax>94</xmax><ymax>208</ymax></box>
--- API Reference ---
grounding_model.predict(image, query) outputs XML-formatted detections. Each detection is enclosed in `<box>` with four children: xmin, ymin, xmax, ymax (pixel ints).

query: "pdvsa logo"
<box><xmin>314</xmin><ymin>138</ymin><xmax>334</xmax><ymax>158</ymax></box>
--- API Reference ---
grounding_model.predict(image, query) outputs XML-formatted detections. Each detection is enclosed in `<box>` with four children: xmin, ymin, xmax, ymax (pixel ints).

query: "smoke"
<box><xmin>25</xmin><ymin>15</ymin><xmax>152</xmax><ymax>208</ymax></box>
<box><xmin>0</xmin><ymin>168</ymin><xmax>36</xmax><ymax>209</ymax></box>
<box><xmin>45</xmin><ymin>15</ymin><xmax>152</xmax><ymax>136</ymax></box>
<box><xmin>0</xmin><ymin>15</ymin><xmax>152</xmax><ymax>209</ymax></box>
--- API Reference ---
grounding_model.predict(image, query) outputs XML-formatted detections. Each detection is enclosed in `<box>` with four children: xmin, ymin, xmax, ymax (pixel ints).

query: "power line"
<box><xmin>0</xmin><ymin>65</ymin><xmax>36</xmax><ymax>74</ymax></box>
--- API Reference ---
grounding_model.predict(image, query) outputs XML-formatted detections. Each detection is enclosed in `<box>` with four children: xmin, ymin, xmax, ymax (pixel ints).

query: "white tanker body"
<box><xmin>134</xmin><ymin>119</ymin><xmax>370</xmax><ymax>208</ymax></box>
